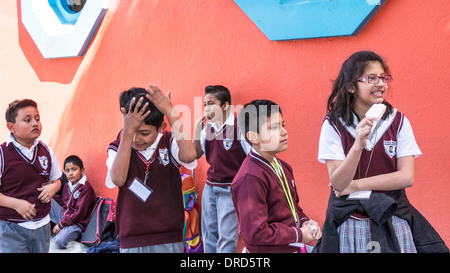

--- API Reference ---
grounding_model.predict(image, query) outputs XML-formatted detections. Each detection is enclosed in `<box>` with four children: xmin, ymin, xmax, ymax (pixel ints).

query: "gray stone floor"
<box><xmin>49</xmin><ymin>234</ymin><xmax>89</xmax><ymax>253</ymax></box>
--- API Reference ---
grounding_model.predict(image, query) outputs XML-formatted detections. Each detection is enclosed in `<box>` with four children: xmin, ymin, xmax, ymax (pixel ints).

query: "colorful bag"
<box><xmin>181</xmin><ymin>173</ymin><xmax>203</xmax><ymax>253</ymax></box>
<box><xmin>81</xmin><ymin>197</ymin><xmax>117</xmax><ymax>247</ymax></box>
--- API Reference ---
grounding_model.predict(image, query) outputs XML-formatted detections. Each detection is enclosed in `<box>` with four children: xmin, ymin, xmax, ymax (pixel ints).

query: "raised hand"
<box><xmin>121</xmin><ymin>96</ymin><xmax>151</xmax><ymax>135</ymax></box>
<box><xmin>145</xmin><ymin>84</ymin><xmax>174</xmax><ymax>117</ymax></box>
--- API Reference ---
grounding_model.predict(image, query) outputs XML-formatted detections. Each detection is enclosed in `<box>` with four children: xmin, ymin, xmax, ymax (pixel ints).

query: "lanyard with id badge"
<box><xmin>128</xmin><ymin>149</ymin><xmax>156</xmax><ymax>203</ymax></box>
<box><xmin>271</xmin><ymin>158</ymin><xmax>299</xmax><ymax>227</ymax></box>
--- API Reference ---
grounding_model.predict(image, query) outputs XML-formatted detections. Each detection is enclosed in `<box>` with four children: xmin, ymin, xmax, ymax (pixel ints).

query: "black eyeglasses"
<box><xmin>357</xmin><ymin>75</ymin><xmax>392</xmax><ymax>84</ymax></box>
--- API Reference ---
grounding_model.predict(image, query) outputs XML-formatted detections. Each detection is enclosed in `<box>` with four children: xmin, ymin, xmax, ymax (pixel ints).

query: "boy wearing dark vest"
<box><xmin>105</xmin><ymin>85</ymin><xmax>197</xmax><ymax>253</ymax></box>
<box><xmin>0</xmin><ymin>99</ymin><xmax>62</xmax><ymax>253</ymax></box>
<box><xmin>193</xmin><ymin>85</ymin><xmax>250</xmax><ymax>253</ymax></box>
<box><xmin>231</xmin><ymin>100</ymin><xmax>321</xmax><ymax>253</ymax></box>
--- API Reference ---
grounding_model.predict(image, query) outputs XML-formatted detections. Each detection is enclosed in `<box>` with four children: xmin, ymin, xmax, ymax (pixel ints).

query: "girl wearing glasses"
<box><xmin>314</xmin><ymin>51</ymin><xmax>448</xmax><ymax>253</ymax></box>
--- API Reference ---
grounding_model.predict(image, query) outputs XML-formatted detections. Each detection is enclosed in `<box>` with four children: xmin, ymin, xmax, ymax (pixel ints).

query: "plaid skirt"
<box><xmin>337</xmin><ymin>216</ymin><xmax>417</xmax><ymax>253</ymax></box>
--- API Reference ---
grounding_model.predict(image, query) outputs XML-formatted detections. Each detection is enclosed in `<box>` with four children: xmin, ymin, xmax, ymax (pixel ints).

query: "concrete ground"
<box><xmin>49</xmin><ymin>234</ymin><xmax>89</xmax><ymax>253</ymax></box>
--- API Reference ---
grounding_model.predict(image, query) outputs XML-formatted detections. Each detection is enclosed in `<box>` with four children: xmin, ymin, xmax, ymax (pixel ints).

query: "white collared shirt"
<box><xmin>318</xmin><ymin>109</ymin><xmax>422</xmax><ymax>163</ymax></box>
<box><xmin>68</xmin><ymin>174</ymin><xmax>86</xmax><ymax>192</ymax></box>
<box><xmin>199</xmin><ymin>113</ymin><xmax>251</xmax><ymax>155</ymax></box>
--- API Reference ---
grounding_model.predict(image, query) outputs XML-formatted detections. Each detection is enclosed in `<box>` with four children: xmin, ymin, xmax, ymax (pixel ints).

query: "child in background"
<box><xmin>316</xmin><ymin>51</ymin><xmax>448</xmax><ymax>253</ymax></box>
<box><xmin>0</xmin><ymin>99</ymin><xmax>62</xmax><ymax>253</ymax></box>
<box><xmin>231</xmin><ymin>99</ymin><xmax>321</xmax><ymax>253</ymax></box>
<box><xmin>193</xmin><ymin>85</ymin><xmax>250</xmax><ymax>253</ymax></box>
<box><xmin>105</xmin><ymin>85</ymin><xmax>197</xmax><ymax>253</ymax></box>
<box><xmin>51</xmin><ymin>155</ymin><xmax>96</xmax><ymax>249</ymax></box>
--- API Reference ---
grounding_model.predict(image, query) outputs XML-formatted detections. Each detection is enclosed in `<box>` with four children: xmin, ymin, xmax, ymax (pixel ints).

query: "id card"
<box><xmin>128</xmin><ymin>178</ymin><xmax>153</xmax><ymax>203</ymax></box>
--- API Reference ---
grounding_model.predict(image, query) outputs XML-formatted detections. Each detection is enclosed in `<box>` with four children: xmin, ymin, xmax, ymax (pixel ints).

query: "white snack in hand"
<box><xmin>365</xmin><ymin>103</ymin><xmax>386</xmax><ymax>122</ymax></box>
<box><xmin>310</xmin><ymin>224</ymin><xmax>317</xmax><ymax>235</ymax></box>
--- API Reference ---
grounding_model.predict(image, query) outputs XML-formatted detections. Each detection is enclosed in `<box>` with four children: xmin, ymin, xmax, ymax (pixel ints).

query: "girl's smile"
<box><xmin>371</xmin><ymin>89</ymin><xmax>385</xmax><ymax>98</ymax></box>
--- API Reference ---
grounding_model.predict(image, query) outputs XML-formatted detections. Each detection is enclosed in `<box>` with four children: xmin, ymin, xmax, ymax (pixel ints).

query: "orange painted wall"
<box><xmin>1</xmin><ymin>0</ymin><xmax>449</xmax><ymax>249</ymax></box>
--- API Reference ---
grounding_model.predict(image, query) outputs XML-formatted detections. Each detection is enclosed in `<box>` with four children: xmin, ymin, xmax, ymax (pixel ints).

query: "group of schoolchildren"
<box><xmin>0</xmin><ymin>51</ymin><xmax>447</xmax><ymax>253</ymax></box>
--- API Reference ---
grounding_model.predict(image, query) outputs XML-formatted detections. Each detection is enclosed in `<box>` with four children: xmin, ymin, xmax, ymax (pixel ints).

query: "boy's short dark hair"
<box><xmin>5</xmin><ymin>99</ymin><xmax>38</xmax><ymax>123</ymax></box>
<box><xmin>205</xmin><ymin>85</ymin><xmax>231</xmax><ymax>106</ymax></box>
<box><xmin>123</xmin><ymin>88</ymin><xmax>164</xmax><ymax>128</ymax></box>
<box><xmin>237</xmin><ymin>99</ymin><xmax>282</xmax><ymax>145</ymax></box>
<box><xmin>64</xmin><ymin>155</ymin><xmax>84</xmax><ymax>170</ymax></box>
<box><xmin>119</xmin><ymin>87</ymin><xmax>148</xmax><ymax>109</ymax></box>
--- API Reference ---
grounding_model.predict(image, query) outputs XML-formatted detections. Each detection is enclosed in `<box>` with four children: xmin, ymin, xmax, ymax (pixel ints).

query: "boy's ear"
<box><xmin>120</xmin><ymin>107</ymin><xmax>127</xmax><ymax>116</ymax></box>
<box><xmin>158</xmin><ymin>121</ymin><xmax>167</xmax><ymax>133</ymax></box>
<box><xmin>6</xmin><ymin>122</ymin><xmax>15</xmax><ymax>133</ymax></box>
<box><xmin>246</xmin><ymin>131</ymin><xmax>259</xmax><ymax>145</ymax></box>
<box><xmin>222</xmin><ymin>101</ymin><xmax>230</xmax><ymax>112</ymax></box>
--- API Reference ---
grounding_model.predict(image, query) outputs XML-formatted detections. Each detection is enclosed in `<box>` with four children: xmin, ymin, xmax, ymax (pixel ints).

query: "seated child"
<box><xmin>0</xmin><ymin>99</ymin><xmax>62</xmax><ymax>253</ymax></box>
<box><xmin>105</xmin><ymin>85</ymin><xmax>197</xmax><ymax>253</ymax></box>
<box><xmin>231</xmin><ymin>99</ymin><xmax>321</xmax><ymax>253</ymax></box>
<box><xmin>51</xmin><ymin>155</ymin><xmax>96</xmax><ymax>249</ymax></box>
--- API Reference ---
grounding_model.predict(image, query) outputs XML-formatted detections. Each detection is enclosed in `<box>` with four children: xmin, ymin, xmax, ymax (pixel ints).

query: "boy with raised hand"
<box><xmin>0</xmin><ymin>99</ymin><xmax>62</xmax><ymax>253</ymax></box>
<box><xmin>231</xmin><ymin>99</ymin><xmax>321</xmax><ymax>253</ymax></box>
<box><xmin>105</xmin><ymin>85</ymin><xmax>197</xmax><ymax>253</ymax></box>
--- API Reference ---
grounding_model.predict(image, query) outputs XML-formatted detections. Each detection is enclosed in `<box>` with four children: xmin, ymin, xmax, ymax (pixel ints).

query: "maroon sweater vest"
<box><xmin>108</xmin><ymin>131</ymin><xmax>184</xmax><ymax>248</ymax></box>
<box><xmin>204</xmin><ymin>118</ymin><xmax>247</xmax><ymax>187</ymax></box>
<box><xmin>0</xmin><ymin>141</ymin><xmax>52</xmax><ymax>223</ymax></box>
<box><xmin>328</xmin><ymin>111</ymin><xmax>405</xmax><ymax>218</ymax></box>
<box><xmin>330</xmin><ymin>111</ymin><xmax>404</xmax><ymax>182</ymax></box>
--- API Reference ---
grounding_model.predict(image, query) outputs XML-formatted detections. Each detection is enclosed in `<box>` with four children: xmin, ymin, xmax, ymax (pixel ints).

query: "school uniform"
<box><xmin>50</xmin><ymin>174</ymin><xmax>96</xmax><ymax>248</ymax></box>
<box><xmin>0</xmin><ymin>133</ymin><xmax>62</xmax><ymax>253</ymax></box>
<box><xmin>231</xmin><ymin>149</ymin><xmax>310</xmax><ymax>253</ymax></box>
<box><xmin>105</xmin><ymin>130</ymin><xmax>197</xmax><ymax>252</ymax></box>
<box><xmin>200</xmin><ymin>114</ymin><xmax>250</xmax><ymax>253</ymax></box>
<box><xmin>316</xmin><ymin>109</ymin><xmax>448</xmax><ymax>253</ymax></box>
<box><xmin>201</xmin><ymin>115</ymin><xmax>250</xmax><ymax>187</ymax></box>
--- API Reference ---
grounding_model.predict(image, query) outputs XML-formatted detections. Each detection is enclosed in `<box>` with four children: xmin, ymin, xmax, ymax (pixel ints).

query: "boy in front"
<box><xmin>105</xmin><ymin>85</ymin><xmax>197</xmax><ymax>253</ymax></box>
<box><xmin>231</xmin><ymin>99</ymin><xmax>321</xmax><ymax>253</ymax></box>
<box><xmin>0</xmin><ymin>99</ymin><xmax>62</xmax><ymax>253</ymax></box>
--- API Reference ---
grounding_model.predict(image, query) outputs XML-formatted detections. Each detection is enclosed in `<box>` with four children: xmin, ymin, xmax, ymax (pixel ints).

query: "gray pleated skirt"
<box><xmin>337</xmin><ymin>215</ymin><xmax>417</xmax><ymax>253</ymax></box>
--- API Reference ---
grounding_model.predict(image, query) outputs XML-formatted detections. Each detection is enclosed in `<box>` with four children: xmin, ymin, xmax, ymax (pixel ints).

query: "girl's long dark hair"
<box><xmin>326</xmin><ymin>51</ymin><xmax>394</xmax><ymax>126</ymax></box>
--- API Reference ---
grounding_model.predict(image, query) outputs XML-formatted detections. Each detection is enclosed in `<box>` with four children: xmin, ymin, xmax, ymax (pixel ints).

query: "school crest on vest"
<box><xmin>384</xmin><ymin>140</ymin><xmax>397</xmax><ymax>158</ymax></box>
<box><xmin>38</xmin><ymin>156</ymin><xmax>49</xmax><ymax>170</ymax></box>
<box><xmin>159</xmin><ymin>148</ymin><xmax>170</xmax><ymax>166</ymax></box>
<box><xmin>73</xmin><ymin>190</ymin><xmax>81</xmax><ymax>199</ymax></box>
<box><xmin>223</xmin><ymin>139</ymin><xmax>233</xmax><ymax>150</ymax></box>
